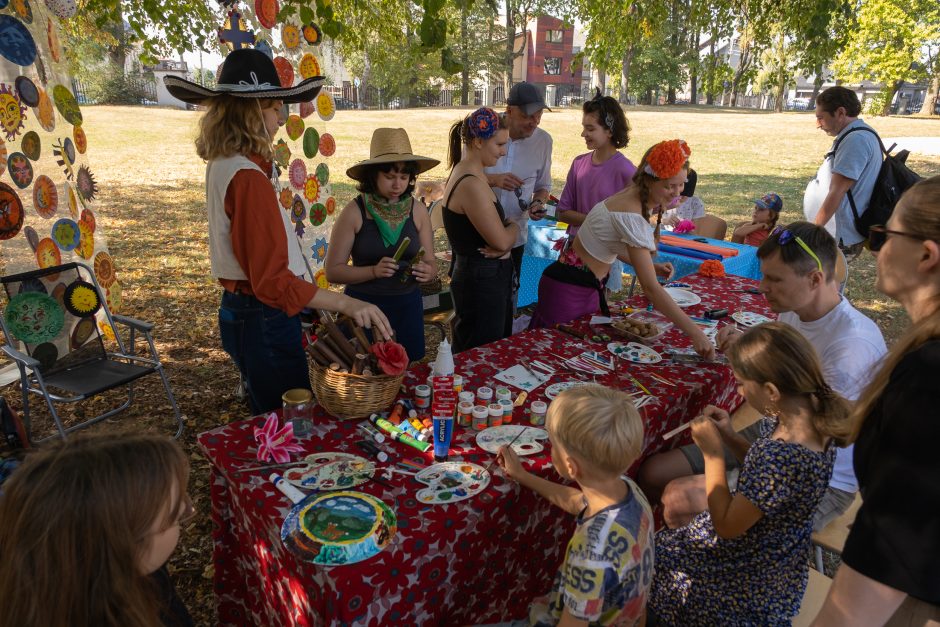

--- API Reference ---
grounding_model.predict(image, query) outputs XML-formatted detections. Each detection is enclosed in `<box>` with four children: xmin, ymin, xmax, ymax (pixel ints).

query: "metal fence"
<box><xmin>323</xmin><ymin>85</ymin><xmax>484</xmax><ymax>110</ymax></box>
<box><xmin>72</xmin><ymin>75</ymin><xmax>157</xmax><ymax>105</ymax></box>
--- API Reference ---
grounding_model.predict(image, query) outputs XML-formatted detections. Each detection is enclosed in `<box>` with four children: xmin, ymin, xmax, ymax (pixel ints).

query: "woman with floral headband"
<box><xmin>442</xmin><ymin>107</ymin><xmax>518</xmax><ymax>352</ymax></box>
<box><xmin>529</xmin><ymin>139</ymin><xmax>715</xmax><ymax>359</ymax></box>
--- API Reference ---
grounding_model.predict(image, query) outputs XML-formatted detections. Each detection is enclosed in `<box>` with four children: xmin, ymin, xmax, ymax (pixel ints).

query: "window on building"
<box><xmin>545</xmin><ymin>30</ymin><xmax>563</xmax><ymax>43</ymax></box>
<box><xmin>544</xmin><ymin>57</ymin><xmax>562</xmax><ymax>75</ymax></box>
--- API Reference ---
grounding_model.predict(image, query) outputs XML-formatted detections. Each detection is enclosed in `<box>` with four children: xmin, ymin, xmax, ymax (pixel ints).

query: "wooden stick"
<box><xmin>352</xmin><ymin>354</ymin><xmax>368</xmax><ymax>375</ymax></box>
<box><xmin>305</xmin><ymin>343</ymin><xmax>330</xmax><ymax>366</ymax></box>
<box><xmin>315</xmin><ymin>339</ymin><xmax>348</xmax><ymax>370</ymax></box>
<box><xmin>349</xmin><ymin>322</ymin><xmax>372</xmax><ymax>352</ymax></box>
<box><xmin>318</xmin><ymin>313</ymin><xmax>358</xmax><ymax>364</ymax></box>
<box><xmin>663</xmin><ymin>420</ymin><xmax>693</xmax><ymax>440</ymax></box>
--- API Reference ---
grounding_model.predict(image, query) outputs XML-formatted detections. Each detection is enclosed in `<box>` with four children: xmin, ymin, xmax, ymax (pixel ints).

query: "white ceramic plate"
<box><xmin>414</xmin><ymin>462</ymin><xmax>490</xmax><ymax>504</ymax></box>
<box><xmin>544</xmin><ymin>381</ymin><xmax>590</xmax><ymax>400</ymax></box>
<box><xmin>664</xmin><ymin>287</ymin><xmax>701</xmax><ymax>307</ymax></box>
<box><xmin>476</xmin><ymin>424</ymin><xmax>549</xmax><ymax>456</ymax></box>
<box><xmin>608</xmin><ymin>341</ymin><xmax>663</xmax><ymax>364</ymax></box>
<box><xmin>731</xmin><ymin>311</ymin><xmax>772</xmax><ymax>327</ymax></box>
<box><xmin>282</xmin><ymin>452</ymin><xmax>374</xmax><ymax>490</ymax></box>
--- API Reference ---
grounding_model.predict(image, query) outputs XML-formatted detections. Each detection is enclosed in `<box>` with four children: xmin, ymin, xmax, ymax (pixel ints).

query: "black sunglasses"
<box><xmin>867</xmin><ymin>225</ymin><xmax>932</xmax><ymax>252</ymax></box>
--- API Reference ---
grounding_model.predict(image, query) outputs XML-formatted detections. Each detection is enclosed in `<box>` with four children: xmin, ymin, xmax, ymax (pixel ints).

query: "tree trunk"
<box><xmin>730</xmin><ymin>41</ymin><xmax>752</xmax><ymax>108</ymax></box>
<box><xmin>619</xmin><ymin>45</ymin><xmax>634</xmax><ymax>105</ymax></box>
<box><xmin>880</xmin><ymin>79</ymin><xmax>903</xmax><ymax>117</ymax></box>
<box><xmin>810</xmin><ymin>64</ymin><xmax>824</xmax><ymax>108</ymax></box>
<box><xmin>504</xmin><ymin>4</ymin><xmax>515</xmax><ymax>94</ymax></box>
<box><xmin>705</xmin><ymin>38</ymin><xmax>716</xmax><ymax>105</ymax></box>
<box><xmin>774</xmin><ymin>32</ymin><xmax>785</xmax><ymax>113</ymax></box>
<box><xmin>460</xmin><ymin>5</ymin><xmax>469</xmax><ymax>106</ymax></box>
<box><xmin>913</xmin><ymin>72</ymin><xmax>939</xmax><ymax>117</ymax></box>
<box><xmin>360</xmin><ymin>52</ymin><xmax>371</xmax><ymax>109</ymax></box>
<box><xmin>689</xmin><ymin>30</ymin><xmax>700</xmax><ymax>104</ymax></box>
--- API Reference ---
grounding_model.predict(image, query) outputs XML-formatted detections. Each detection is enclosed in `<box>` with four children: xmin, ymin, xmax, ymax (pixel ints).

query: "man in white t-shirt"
<box><xmin>638</xmin><ymin>221</ymin><xmax>886</xmax><ymax>531</ymax></box>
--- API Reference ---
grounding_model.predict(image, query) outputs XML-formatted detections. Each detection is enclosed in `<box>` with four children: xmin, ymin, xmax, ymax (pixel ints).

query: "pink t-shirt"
<box><xmin>745</xmin><ymin>228</ymin><xmax>770</xmax><ymax>247</ymax></box>
<box><xmin>558</xmin><ymin>151</ymin><xmax>637</xmax><ymax>236</ymax></box>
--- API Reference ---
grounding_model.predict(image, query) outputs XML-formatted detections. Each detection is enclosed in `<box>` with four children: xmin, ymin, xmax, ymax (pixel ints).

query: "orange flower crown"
<box><xmin>698</xmin><ymin>259</ymin><xmax>725</xmax><ymax>278</ymax></box>
<box><xmin>643</xmin><ymin>139</ymin><xmax>691</xmax><ymax>179</ymax></box>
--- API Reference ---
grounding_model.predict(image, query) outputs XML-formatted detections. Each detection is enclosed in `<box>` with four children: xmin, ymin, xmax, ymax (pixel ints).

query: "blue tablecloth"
<box><xmin>518</xmin><ymin>220</ymin><xmax>762</xmax><ymax>307</ymax></box>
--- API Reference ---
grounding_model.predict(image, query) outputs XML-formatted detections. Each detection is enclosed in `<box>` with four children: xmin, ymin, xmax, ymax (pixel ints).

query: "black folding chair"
<box><xmin>0</xmin><ymin>262</ymin><xmax>183</xmax><ymax>442</ymax></box>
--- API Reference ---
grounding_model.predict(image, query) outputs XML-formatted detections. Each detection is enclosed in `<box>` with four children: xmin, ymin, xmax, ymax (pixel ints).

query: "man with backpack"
<box><xmin>804</xmin><ymin>86</ymin><xmax>882</xmax><ymax>258</ymax></box>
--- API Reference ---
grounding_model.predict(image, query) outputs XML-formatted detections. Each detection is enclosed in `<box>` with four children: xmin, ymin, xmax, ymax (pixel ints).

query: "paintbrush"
<box><xmin>484</xmin><ymin>427</ymin><xmax>528</xmax><ymax>475</ymax></box>
<box><xmin>520</xmin><ymin>360</ymin><xmax>547</xmax><ymax>382</ymax></box>
<box><xmin>231</xmin><ymin>459</ymin><xmax>312</xmax><ymax>474</ymax></box>
<box><xmin>628</xmin><ymin>374</ymin><xmax>652</xmax><ymax>396</ymax></box>
<box><xmin>663</xmin><ymin>420</ymin><xmax>694</xmax><ymax>440</ymax></box>
<box><xmin>648</xmin><ymin>372</ymin><xmax>676</xmax><ymax>387</ymax></box>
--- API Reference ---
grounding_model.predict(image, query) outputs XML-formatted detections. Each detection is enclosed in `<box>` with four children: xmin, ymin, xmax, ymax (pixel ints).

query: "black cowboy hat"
<box><xmin>164</xmin><ymin>48</ymin><xmax>324</xmax><ymax>105</ymax></box>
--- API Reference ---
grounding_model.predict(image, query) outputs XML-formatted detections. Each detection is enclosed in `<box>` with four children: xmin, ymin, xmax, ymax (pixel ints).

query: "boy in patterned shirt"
<box><xmin>493</xmin><ymin>384</ymin><xmax>654</xmax><ymax>626</ymax></box>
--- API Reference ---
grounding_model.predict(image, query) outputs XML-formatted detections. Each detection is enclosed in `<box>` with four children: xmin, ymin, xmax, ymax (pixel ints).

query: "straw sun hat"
<box><xmin>346</xmin><ymin>128</ymin><xmax>440</xmax><ymax>181</ymax></box>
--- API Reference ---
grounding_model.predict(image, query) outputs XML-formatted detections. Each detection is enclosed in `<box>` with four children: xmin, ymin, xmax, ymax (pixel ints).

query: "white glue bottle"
<box><xmin>432</xmin><ymin>338</ymin><xmax>455</xmax><ymax>376</ymax></box>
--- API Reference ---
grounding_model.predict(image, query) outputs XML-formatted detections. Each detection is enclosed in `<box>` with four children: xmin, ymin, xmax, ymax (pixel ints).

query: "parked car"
<box><xmin>786</xmin><ymin>97</ymin><xmax>811</xmax><ymax>111</ymax></box>
<box><xmin>333</xmin><ymin>96</ymin><xmax>355</xmax><ymax>110</ymax></box>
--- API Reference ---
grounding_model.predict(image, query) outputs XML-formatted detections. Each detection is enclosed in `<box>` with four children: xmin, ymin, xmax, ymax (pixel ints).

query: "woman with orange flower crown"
<box><xmin>164</xmin><ymin>48</ymin><xmax>392</xmax><ymax>414</ymax></box>
<box><xmin>529</xmin><ymin>139</ymin><xmax>715</xmax><ymax>359</ymax></box>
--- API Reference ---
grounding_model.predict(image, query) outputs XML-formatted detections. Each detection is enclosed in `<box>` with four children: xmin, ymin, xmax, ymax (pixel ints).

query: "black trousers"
<box><xmin>450</xmin><ymin>254</ymin><xmax>514</xmax><ymax>353</ymax></box>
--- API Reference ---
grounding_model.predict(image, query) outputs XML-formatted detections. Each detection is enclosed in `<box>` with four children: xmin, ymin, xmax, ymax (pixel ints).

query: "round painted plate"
<box><xmin>316</xmin><ymin>91</ymin><xmax>335</xmax><ymax>121</ymax></box>
<box><xmin>731</xmin><ymin>311</ymin><xmax>772</xmax><ymax>327</ymax></box>
<box><xmin>288</xmin><ymin>159</ymin><xmax>307</xmax><ymax>189</ymax></box>
<box><xmin>63</xmin><ymin>280</ymin><xmax>102</xmax><ymax>318</ymax></box>
<box><xmin>280</xmin><ymin>491</ymin><xmax>397</xmax><ymax>566</ymax></box>
<box><xmin>544</xmin><ymin>380</ymin><xmax>590</xmax><ymax>400</ymax></box>
<box><xmin>0</xmin><ymin>182</ymin><xmax>25</xmax><ymax>240</ymax></box>
<box><xmin>52</xmin><ymin>84</ymin><xmax>83</xmax><ymax>126</ymax></box>
<box><xmin>476</xmin><ymin>424</ymin><xmax>549</xmax><ymax>456</ymax></box>
<box><xmin>315</xmin><ymin>162</ymin><xmax>329</xmax><ymax>185</ymax></box>
<box><xmin>254</xmin><ymin>0</ymin><xmax>279</xmax><ymax>29</ymax></box>
<box><xmin>14</xmin><ymin>76</ymin><xmax>39</xmax><ymax>107</ymax></box>
<box><xmin>0</xmin><ymin>16</ymin><xmax>37</xmax><ymax>67</ymax></box>
<box><xmin>302</xmin><ymin>22</ymin><xmax>323</xmax><ymax>45</ymax></box>
<box><xmin>302</xmin><ymin>127</ymin><xmax>319</xmax><ymax>158</ymax></box>
<box><xmin>4</xmin><ymin>291</ymin><xmax>65</xmax><ymax>344</ymax></box>
<box><xmin>282</xmin><ymin>452</ymin><xmax>375</xmax><ymax>490</ymax></box>
<box><xmin>319</xmin><ymin>133</ymin><xmax>335</xmax><ymax>157</ymax></box>
<box><xmin>608</xmin><ymin>341</ymin><xmax>663</xmax><ymax>364</ymax></box>
<box><xmin>298</xmin><ymin>52</ymin><xmax>320</xmax><ymax>79</ymax></box>
<box><xmin>415</xmin><ymin>461</ymin><xmax>490</xmax><ymax>505</ymax></box>
<box><xmin>285</xmin><ymin>114</ymin><xmax>304</xmax><ymax>140</ymax></box>
<box><xmin>663</xmin><ymin>287</ymin><xmax>701</xmax><ymax>307</ymax></box>
<box><xmin>272</xmin><ymin>56</ymin><xmax>294</xmax><ymax>89</ymax></box>
<box><xmin>7</xmin><ymin>152</ymin><xmax>33</xmax><ymax>189</ymax></box>
<box><xmin>32</xmin><ymin>174</ymin><xmax>58</xmax><ymax>218</ymax></box>
<box><xmin>20</xmin><ymin>130</ymin><xmax>40</xmax><ymax>160</ymax></box>
<box><xmin>51</xmin><ymin>218</ymin><xmax>80</xmax><ymax>251</ymax></box>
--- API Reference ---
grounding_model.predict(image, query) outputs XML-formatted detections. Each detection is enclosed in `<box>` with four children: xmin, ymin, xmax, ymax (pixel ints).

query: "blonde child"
<box><xmin>0</xmin><ymin>434</ymin><xmax>193</xmax><ymax>627</ymax></box>
<box><xmin>493</xmin><ymin>385</ymin><xmax>654</xmax><ymax>626</ymax></box>
<box><xmin>648</xmin><ymin>322</ymin><xmax>850</xmax><ymax>626</ymax></box>
<box><xmin>731</xmin><ymin>192</ymin><xmax>782</xmax><ymax>246</ymax></box>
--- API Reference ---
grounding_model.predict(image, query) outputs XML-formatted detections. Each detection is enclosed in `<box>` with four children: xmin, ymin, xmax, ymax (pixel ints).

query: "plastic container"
<box><xmin>488</xmin><ymin>403</ymin><xmax>503</xmax><ymax>428</ymax></box>
<box><xmin>476</xmin><ymin>386</ymin><xmax>494</xmax><ymax>406</ymax></box>
<box><xmin>529</xmin><ymin>400</ymin><xmax>547</xmax><ymax>426</ymax></box>
<box><xmin>609</xmin><ymin>311</ymin><xmax>672</xmax><ymax>345</ymax></box>
<box><xmin>457</xmin><ymin>401</ymin><xmax>474</xmax><ymax>427</ymax></box>
<box><xmin>472</xmin><ymin>405</ymin><xmax>489</xmax><ymax>431</ymax></box>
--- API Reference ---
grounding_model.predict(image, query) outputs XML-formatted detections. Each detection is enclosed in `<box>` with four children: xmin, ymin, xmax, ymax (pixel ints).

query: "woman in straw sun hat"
<box><xmin>324</xmin><ymin>128</ymin><xmax>439</xmax><ymax>361</ymax></box>
<box><xmin>164</xmin><ymin>48</ymin><xmax>392</xmax><ymax>414</ymax></box>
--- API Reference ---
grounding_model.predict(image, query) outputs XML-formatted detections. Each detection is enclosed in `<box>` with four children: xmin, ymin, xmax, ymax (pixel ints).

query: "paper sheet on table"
<box><xmin>493</xmin><ymin>365</ymin><xmax>547</xmax><ymax>392</ymax></box>
<box><xmin>590</xmin><ymin>315</ymin><xmax>613</xmax><ymax>325</ymax></box>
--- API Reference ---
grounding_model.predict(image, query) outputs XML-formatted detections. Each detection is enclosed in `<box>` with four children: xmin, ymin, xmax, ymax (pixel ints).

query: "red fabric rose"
<box><xmin>371</xmin><ymin>341</ymin><xmax>409</xmax><ymax>375</ymax></box>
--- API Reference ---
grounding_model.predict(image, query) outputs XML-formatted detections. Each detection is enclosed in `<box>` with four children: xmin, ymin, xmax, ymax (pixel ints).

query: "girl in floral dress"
<box><xmin>649</xmin><ymin>322</ymin><xmax>849</xmax><ymax>626</ymax></box>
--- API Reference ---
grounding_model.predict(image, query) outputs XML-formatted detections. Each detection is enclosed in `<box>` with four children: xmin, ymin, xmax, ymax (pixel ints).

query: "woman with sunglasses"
<box><xmin>814</xmin><ymin>175</ymin><xmax>940</xmax><ymax>626</ymax></box>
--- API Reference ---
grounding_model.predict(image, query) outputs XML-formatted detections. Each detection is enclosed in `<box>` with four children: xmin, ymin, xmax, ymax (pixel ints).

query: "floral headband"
<box><xmin>642</xmin><ymin>139</ymin><xmax>692</xmax><ymax>179</ymax></box>
<box><xmin>467</xmin><ymin>107</ymin><xmax>501</xmax><ymax>140</ymax></box>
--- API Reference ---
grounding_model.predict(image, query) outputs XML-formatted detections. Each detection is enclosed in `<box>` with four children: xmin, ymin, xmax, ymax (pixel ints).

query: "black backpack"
<box><xmin>832</xmin><ymin>126</ymin><xmax>922</xmax><ymax>238</ymax></box>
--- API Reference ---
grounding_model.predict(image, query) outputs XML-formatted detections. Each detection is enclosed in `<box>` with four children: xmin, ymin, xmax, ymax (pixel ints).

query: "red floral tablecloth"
<box><xmin>197</xmin><ymin>274</ymin><xmax>773</xmax><ymax>625</ymax></box>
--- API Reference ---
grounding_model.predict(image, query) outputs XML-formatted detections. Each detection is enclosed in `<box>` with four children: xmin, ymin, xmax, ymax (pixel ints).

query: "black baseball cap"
<box><xmin>507</xmin><ymin>82</ymin><xmax>551</xmax><ymax>115</ymax></box>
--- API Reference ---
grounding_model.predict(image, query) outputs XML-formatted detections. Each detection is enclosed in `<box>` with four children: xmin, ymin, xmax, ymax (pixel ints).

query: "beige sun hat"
<box><xmin>346</xmin><ymin>128</ymin><xmax>440</xmax><ymax>181</ymax></box>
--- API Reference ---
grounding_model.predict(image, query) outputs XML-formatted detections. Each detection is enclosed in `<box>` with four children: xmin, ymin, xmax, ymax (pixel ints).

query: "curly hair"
<box><xmin>195</xmin><ymin>95</ymin><xmax>278</xmax><ymax>162</ymax></box>
<box><xmin>582</xmin><ymin>90</ymin><xmax>630</xmax><ymax>148</ymax></box>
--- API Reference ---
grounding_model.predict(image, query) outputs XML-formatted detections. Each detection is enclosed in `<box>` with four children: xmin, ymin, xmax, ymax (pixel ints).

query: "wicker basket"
<box><xmin>309</xmin><ymin>364</ymin><xmax>405</xmax><ymax>420</ymax></box>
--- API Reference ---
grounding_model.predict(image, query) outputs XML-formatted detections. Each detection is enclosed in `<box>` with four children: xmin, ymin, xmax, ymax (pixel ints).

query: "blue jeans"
<box><xmin>219</xmin><ymin>291</ymin><xmax>310</xmax><ymax>415</ymax></box>
<box><xmin>344</xmin><ymin>287</ymin><xmax>425</xmax><ymax>362</ymax></box>
<box><xmin>450</xmin><ymin>255</ymin><xmax>514</xmax><ymax>353</ymax></box>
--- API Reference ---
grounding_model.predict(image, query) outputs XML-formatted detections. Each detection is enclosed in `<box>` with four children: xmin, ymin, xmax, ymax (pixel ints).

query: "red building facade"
<box><xmin>523</xmin><ymin>16</ymin><xmax>580</xmax><ymax>98</ymax></box>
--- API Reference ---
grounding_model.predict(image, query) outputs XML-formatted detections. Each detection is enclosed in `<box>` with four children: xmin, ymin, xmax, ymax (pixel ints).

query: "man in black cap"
<box><xmin>484</xmin><ymin>81</ymin><xmax>554</xmax><ymax>306</ymax></box>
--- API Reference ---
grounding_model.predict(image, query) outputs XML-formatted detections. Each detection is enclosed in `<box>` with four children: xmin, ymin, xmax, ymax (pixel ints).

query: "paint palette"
<box><xmin>414</xmin><ymin>462</ymin><xmax>490</xmax><ymax>504</ymax></box>
<box><xmin>731</xmin><ymin>311</ymin><xmax>772</xmax><ymax>327</ymax></box>
<box><xmin>281</xmin><ymin>491</ymin><xmax>397</xmax><ymax>566</ymax></box>
<box><xmin>664</xmin><ymin>287</ymin><xmax>701</xmax><ymax>307</ymax></box>
<box><xmin>282</xmin><ymin>452</ymin><xmax>375</xmax><ymax>490</ymax></box>
<box><xmin>476</xmin><ymin>425</ymin><xmax>549</xmax><ymax>456</ymax></box>
<box><xmin>608</xmin><ymin>342</ymin><xmax>663</xmax><ymax>364</ymax></box>
<box><xmin>544</xmin><ymin>381</ymin><xmax>591</xmax><ymax>400</ymax></box>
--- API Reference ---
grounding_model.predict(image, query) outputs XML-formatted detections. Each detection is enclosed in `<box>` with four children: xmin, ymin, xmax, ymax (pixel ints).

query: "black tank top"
<box><xmin>442</xmin><ymin>174</ymin><xmax>507</xmax><ymax>256</ymax></box>
<box><xmin>348</xmin><ymin>195</ymin><xmax>420</xmax><ymax>296</ymax></box>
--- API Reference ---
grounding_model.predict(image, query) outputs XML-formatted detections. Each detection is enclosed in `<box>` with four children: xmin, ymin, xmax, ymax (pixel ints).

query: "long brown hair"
<box><xmin>195</xmin><ymin>95</ymin><xmax>277</xmax><ymax>161</ymax></box>
<box><xmin>726</xmin><ymin>322</ymin><xmax>852</xmax><ymax>444</ymax></box>
<box><xmin>0</xmin><ymin>434</ymin><xmax>190</xmax><ymax>627</ymax></box>
<box><xmin>632</xmin><ymin>144</ymin><xmax>690</xmax><ymax>222</ymax></box>
<box><xmin>850</xmin><ymin>176</ymin><xmax>940</xmax><ymax>442</ymax></box>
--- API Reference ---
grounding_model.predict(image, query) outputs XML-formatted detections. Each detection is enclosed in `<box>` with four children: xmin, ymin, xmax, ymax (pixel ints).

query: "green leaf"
<box><xmin>420</xmin><ymin>15</ymin><xmax>447</xmax><ymax>49</ymax></box>
<box><xmin>300</xmin><ymin>6</ymin><xmax>315</xmax><ymax>23</ymax></box>
<box><xmin>441</xmin><ymin>46</ymin><xmax>464</xmax><ymax>74</ymax></box>
<box><xmin>276</xmin><ymin>5</ymin><xmax>295</xmax><ymax>22</ymax></box>
<box><xmin>424</xmin><ymin>0</ymin><xmax>446</xmax><ymax>14</ymax></box>
<box><xmin>322</xmin><ymin>19</ymin><xmax>342</xmax><ymax>38</ymax></box>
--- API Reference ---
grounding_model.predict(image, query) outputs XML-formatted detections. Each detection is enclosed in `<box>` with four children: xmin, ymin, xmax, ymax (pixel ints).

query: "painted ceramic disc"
<box><xmin>476</xmin><ymin>425</ymin><xmax>548</xmax><ymax>456</ymax></box>
<box><xmin>315</xmin><ymin>162</ymin><xmax>329</xmax><ymax>185</ymax></box>
<box><xmin>32</xmin><ymin>342</ymin><xmax>58</xmax><ymax>370</ymax></box>
<box><xmin>302</xmin><ymin>127</ymin><xmax>319</xmax><ymax>158</ymax></box>
<box><xmin>0</xmin><ymin>16</ymin><xmax>37</xmax><ymax>67</ymax></box>
<box><xmin>608</xmin><ymin>341</ymin><xmax>662</xmax><ymax>364</ymax></box>
<box><xmin>302</xmin><ymin>22</ymin><xmax>322</xmax><ymax>45</ymax></box>
<box><xmin>23</xmin><ymin>225</ymin><xmax>38</xmax><ymax>250</ymax></box>
<box><xmin>283</xmin><ymin>452</ymin><xmax>374</xmax><ymax>490</ymax></box>
<box><xmin>93</xmin><ymin>251</ymin><xmax>117</xmax><ymax>288</ymax></box>
<box><xmin>52</xmin><ymin>85</ymin><xmax>83</xmax><ymax>126</ymax></box>
<box><xmin>0</xmin><ymin>137</ymin><xmax>6</xmax><ymax>177</ymax></box>
<box><xmin>274</xmin><ymin>139</ymin><xmax>291</xmax><ymax>168</ymax></box>
<box><xmin>51</xmin><ymin>218</ymin><xmax>80</xmax><ymax>251</ymax></box>
<box><xmin>303</xmin><ymin>175</ymin><xmax>319</xmax><ymax>203</ymax></box>
<box><xmin>272</xmin><ymin>56</ymin><xmax>294</xmax><ymax>89</ymax></box>
<box><xmin>309</xmin><ymin>203</ymin><xmax>326</xmax><ymax>226</ymax></box>
<box><xmin>35</xmin><ymin>89</ymin><xmax>55</xmax><ymax>132</ymax></box>
<box><xmin>70</xmin><ymin>316</ymin><xmax>96</xmax><ymax>348</ymax></box>
<box><xmin>47</xmin><ymin>20</ymin><xmax>62</xmax><ymax>63</ymax></box>
<box><xmin>20</xmin><ymin>130</ymin><xmax>40</xmax><ymax>160</ymax></box>
<box><xmin>98</xmin><ymin>318</ymin><xmax>116</xmax><ymax>340</ymax></box>
<box><xmin>663</xmin><ymin>287</ymin><xmax>701</xmax><ymax>307</ymax></box>
<box><xmin>285</xmin><ymin>114</ymin><xmax>304</xmax><ymax>140</ymax></box>
<box><xmin>414</xmin><ymin>462</ymin><xmax>491</xmax><ymax>505</ymax></box>
<box><xmin>32</xmin><ymin>175</ymin><xmax>58</xmax><ymax>218</ymax></box>
<box><xmin>254</xmin><ymin>0</ymin><xmax>278</xmax><ymax>29</ymax></box>
<box><xmin>281</xmin><ymin>24</ymin><xmax>300</xmax><ymax>49</ymax></box>
<box><xmin>0</xmin><ymin>182</ymin><xmax>25</xmax><ymax>240</ymax></box>
<box><xmin>299</xmin><ymin>100</ymin><xmax>315</xmax><ymax>119</ymax></box>
<box><xmin>35</xmin><ymin>237</ymin><xmax>61</xmax><ymax>270</ymax></box>
<box><xmin>76</xmin><ymin>221</ymin><xmax>94</xmax><ymax>259</ymax></box>
<box><xmin>731</xmin><ymin>311</ymin><xmax>772</xmax><ymax>327</ymax></box>
<box><xmin>298</xmin><ymin>53</ymin><xmax>320</xmax><ymax>79</ymax></box>
<box><xmin>63</xmin><ymin>280</ymin><xmax>101</xmax><ymax>317</ymax></box>
<box><xmin>318</xmin><ymin>133</ymin><xmax>335</xmax><ymax>157</ymax></box>
<box><xmin>278</xmin><ymin>188</ymin><xmax>292</xmax><ymax>209</ymax></box>
<box><xmin>79</xmin><ymin>207</ymin><xmax>95</xmax><ymax>232</ymax></box>
<box><xmin>4</xmin><ymin>291</ymin><xmax>64</xmax><ymax>344</ymax></box>
<box><xmin>288</xmin><ymin>159</ymin><xmax>307</xmax><ymax>188</ymax></box>
<box><xmin>50</xmin><ymin>281</ymin><xmax>66</xmax><ymax>306</ymax></box>
<box><xmin>76</xmin><ymin>164</ymin><xmax>98</xmax><ymax>201</ymax></box>
<box><xmin>544</xmin><ymin>380</ymin><xmax>590</xmax><ymax>400</ymax></box>
<box><xmin>73</xmin><ymin>125</ymin><xmax>87</xmax><ymax>154</ymax></box>
<box><xmin>105</xmin><ymin>281</ymin><xmax>122</xmax><ymax>313</ymax></box>
<box><xmin>11</xmin><ymin>0</ymin><xmax>32</xmax><ymax>22</ymax></box>
<box><xmin>14</xmin><ymin>76</ymin><xmax>39</xmax><ymax>107</ymax></box>
<box><xmin>325</xmin><ymin>196</ymin><xmax>336</xmax><ymax>215</ymax></box>
<box><xmin>315</xmin><ymin>91</ymin><xmax>335</xmax><ymax>121</ymax></box>
<box><xmin>281</xmin><ymin>491</ymin><xmax>397</xmax><ymax>566</ymax></box>
<box><xmin>0</xmin><ymin>89</ymin><xmax>26</xmax><ymax>142</ymax></box>
<box><xmin>7</xmin><ymin>152</ymin><xmax>33</xmax><ymax>189</ymax></box>
<box><xmin>290</xmin><ymin>196</ymin><xmax>306</xmax><ymax>222</ymax></box>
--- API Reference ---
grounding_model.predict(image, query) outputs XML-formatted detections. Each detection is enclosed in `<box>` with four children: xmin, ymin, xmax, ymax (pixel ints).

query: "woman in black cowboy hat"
<box><xmin>165</xmin><ymin>48</ymin><xmax>392</xmax><ymax>414</ymax></box>
<box><xmin>323</xmin><ymin>128</ymin><xmax>439</xmax><ymax>362</ymax></box>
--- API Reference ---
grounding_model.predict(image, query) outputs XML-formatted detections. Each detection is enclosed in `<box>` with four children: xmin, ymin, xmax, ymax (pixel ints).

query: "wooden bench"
<box><xmin>794</xmin><ymin>568</ymin><xmax>833</xmax><ymax>626</ymax></box>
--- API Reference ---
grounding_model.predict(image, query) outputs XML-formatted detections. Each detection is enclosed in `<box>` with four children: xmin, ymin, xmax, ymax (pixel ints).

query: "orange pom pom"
<box><xmin>645</xmin><ymin>139</ymin><xmax>692</xmax><ymax>179</ymax></box>
<box><xmin>698</xmin><ymin>259</ymin><xmax>725</xmax><ymax>278</ymax></box>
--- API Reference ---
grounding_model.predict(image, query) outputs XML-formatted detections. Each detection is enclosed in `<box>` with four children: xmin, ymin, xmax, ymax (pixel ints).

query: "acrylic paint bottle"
<box><xmin>457</xmin><ymin>401</ymin><xmax>474</xmax><ymax>428</ymax></box>
<box><xmin>415</xmin><ymin>384</ymin><xmax>431</xmax><ymax>410</ymax></box>
<box><xmin>529</xmin><ymin>400</ymin><xmax>548</xmax><ymax>426</ymax></box>
<box><xmin>499</xmin><ymin>399</ymin><xmax>514</xmax><ymax>424</ymax></box>
<box><xmin>488</xmin><ymin>403</ymin><xmax>503</xmax><ymax>428</ymax></box>
<box><xmin>476</xmin><ymin>386</ymin><xmax>493</xmax><ymax>406</ymax></box>
<box><xmin>472</xmin><ymin>405</ymin><xmax>489</xmax><ymax>431</ymax></box>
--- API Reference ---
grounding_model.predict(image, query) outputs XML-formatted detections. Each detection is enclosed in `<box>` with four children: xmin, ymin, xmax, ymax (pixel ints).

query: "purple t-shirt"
<box><xmin>558</xmin><ymin>151</ymin><xmax>637</xmax><ymax>235</ymax></box>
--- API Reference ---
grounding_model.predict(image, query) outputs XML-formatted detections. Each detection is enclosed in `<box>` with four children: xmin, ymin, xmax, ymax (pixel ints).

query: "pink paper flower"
<box><xmin>674</xmin><ymin>219</ymin><xmax>696</xmax><ymax>234</ymax></box>
<box><xmin>253</xmin><ymin>412</ymin><xmax>305</xmax><ymax>463</ymax></box>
